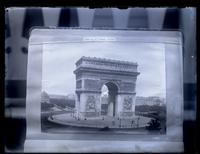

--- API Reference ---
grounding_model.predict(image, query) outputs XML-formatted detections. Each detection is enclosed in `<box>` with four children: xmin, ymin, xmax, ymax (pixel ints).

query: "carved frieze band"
<box><xmin>84</xmin><ymin>60</ymin><xmax>136</xmax><ymax>69</ymax></box>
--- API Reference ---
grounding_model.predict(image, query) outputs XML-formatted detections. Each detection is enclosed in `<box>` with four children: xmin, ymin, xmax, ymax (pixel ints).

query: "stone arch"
<box><xmin>100</xmin><ymin>80</ymin><xmax>120</xmax><ymax>93</ymax></box>
<box><xmin>100</xmin><ymin>81</ymin><xmax>119</xmax><ymax>116</ymax></box>
<box><xmin>74</xmin><ymin>56</ymin><xmax>140</xmax><ymax>118</ymax></box>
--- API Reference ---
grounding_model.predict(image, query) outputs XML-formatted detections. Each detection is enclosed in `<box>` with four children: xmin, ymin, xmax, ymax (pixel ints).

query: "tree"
<box><xmin>146</xmin><ymin>118</ymin><xmax>161</xmax><ymax>130</ymax></box>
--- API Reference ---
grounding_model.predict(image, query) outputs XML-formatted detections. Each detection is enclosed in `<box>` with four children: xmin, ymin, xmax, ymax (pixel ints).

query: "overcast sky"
<box><xmin>42</xmin><ymin>41</ymin><xmax>166</xmax><ymax>98</ymax></box>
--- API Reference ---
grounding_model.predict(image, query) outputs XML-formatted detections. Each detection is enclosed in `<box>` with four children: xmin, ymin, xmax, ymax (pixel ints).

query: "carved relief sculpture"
<box><xmin>86</xmin><ymin>95</ymin><xmax>96</xmax><ymax>112</ymax></box>
<box><xmin>123</xmin><ymin>96</ymin><xmax>133</xmax><ymax>111</ymax></box>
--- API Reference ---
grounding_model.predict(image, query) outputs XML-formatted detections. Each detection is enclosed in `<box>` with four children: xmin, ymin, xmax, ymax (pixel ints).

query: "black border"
<box><xmin>1</xmin><ymin>3</ymin><xmax>199</xmax><ymax>154</ymax></box>
<box><xmin>1</xmin><ymin>0</ymin><xmax>199</xmax><ymax>8</ymax></box>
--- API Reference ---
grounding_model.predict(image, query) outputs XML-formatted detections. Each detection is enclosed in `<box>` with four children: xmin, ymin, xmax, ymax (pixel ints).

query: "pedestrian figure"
<box><xmin>137</xmin><ymin>117</ymin><xmax>140</xmax><ymax>128</ymax></box>
<box><xmin>131</xmin><ymin>120</ymin><xmax>134</xmax><ymax>127</ymax></box>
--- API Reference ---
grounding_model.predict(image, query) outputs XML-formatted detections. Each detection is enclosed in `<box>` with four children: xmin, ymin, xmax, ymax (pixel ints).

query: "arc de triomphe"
<box><xmin>74</xmin><ymin>56</ymin><xmax>140</xmax><ymax>118</ymax></box>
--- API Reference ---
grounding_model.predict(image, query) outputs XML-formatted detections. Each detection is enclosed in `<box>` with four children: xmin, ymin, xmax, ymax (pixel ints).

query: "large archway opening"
<box><xmin>100</xmin><ymin>82</ymin><xmax>118</xmax><ymax>117</ymax></box>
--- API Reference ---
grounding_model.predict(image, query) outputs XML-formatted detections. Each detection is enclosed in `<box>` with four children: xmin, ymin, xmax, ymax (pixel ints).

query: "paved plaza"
<box><xmin>49</xmin><ymin>113</ymin><xmax>152</xmax><ymax>129</ymax></box>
